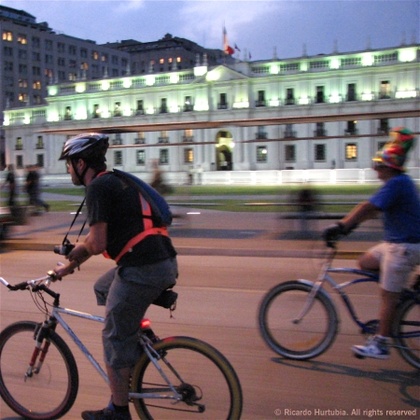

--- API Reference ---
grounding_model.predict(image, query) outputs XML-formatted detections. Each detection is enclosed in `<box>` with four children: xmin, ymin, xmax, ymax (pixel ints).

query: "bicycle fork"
<box><xmin>25</xmin><ymin>320</ymin><xmax>54</xmax><ymax>379</ymax></box>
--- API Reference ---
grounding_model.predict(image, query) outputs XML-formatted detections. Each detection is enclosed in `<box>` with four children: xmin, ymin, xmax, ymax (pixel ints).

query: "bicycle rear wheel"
<box><xmin>0</xmin><ymin>321</ymin><xmax>79</xmax><ymax>420</ymax></box>
<box><xmin>393</xmin><ymin>297</ymin><xmax>420</xmax><ymax>369</ymax></box>
<box><xmin>258</xmin><ymin>281</ymin><xmax>338</xmax><ymax>359</ymax></box>
<box><xmin>131</xmin><ymin>336</ymin><xmax>242</xmax><ymax>419</ymax></box>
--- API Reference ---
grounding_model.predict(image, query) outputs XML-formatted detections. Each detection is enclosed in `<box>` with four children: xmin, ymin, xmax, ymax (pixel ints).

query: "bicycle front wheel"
<box><xmin>0</xmin><ymin>321</ymin><xmax>79</xmax><ymax>420</ymax></box>
<box><xmin>393</xmin><ymin>297</ymin><xmax>420</xmax><ymax>369</ymax></box>
<box><xmin>131</xmin><ymin>336</ymin><xmax>242</xmax><ymax>419</ymax></box>
<box><xmin>258</xmin><ymin>281</ymin><xmax>339</xmax><ymax>359</ymax></box>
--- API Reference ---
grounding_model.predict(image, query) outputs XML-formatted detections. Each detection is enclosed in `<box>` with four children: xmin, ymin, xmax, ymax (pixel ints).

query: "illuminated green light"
<box><xmin>269</xmin><ymin>64</ymin><xmax>279</xmax><ymax>75</ymax></box>
<box><xmin>75</xmin><ymin>83</ymin><xmax>86</xmax><ymax>93</ymax></box>
<box><xmin>399</xmin><ymin>48</ymin><xmax>416</xmax><ymax>62</ymax></box>
<box><xmin>48</xmin><ymin>86</ymin><xmax>58</xmax><ymax>96</ymax></box>
<box><xmin>206</xmin><ymin>70</ymin><xmax>220</xmax><ymax>81</ymax></box>
<box><xmin>145</xmin><ymin>75</ymin><xmax>155</xmax><ymax>86</ymax></box>
<box><xmin>330</xmin><ymin>58</ymin><xmax>340</xmax><ymax>70</ymax></box>
<box><xmin>170</xmin><ymin>74</ymin><xmax>179</xmax><ymax>84</ymax></box>
<box><xmin>299</xmin><ymin>96</ymin><xmax>310</xmax><ymax>105</ymax></box>
<box><xmin>269</xmin><ymin>99</ymin><xmax>280</xmax><ymax>106</ymax></box>
<box><xmin>329</xmin><ymin>93</ymin><xmax>341</xmax><ymax>103</ymax></box>
<box><xmin>194</xmin><ymin>66</ymin><xmax>207</xmax><ymax>77</ymax></box>
<box><xmin>361</xmin><ymin>53</ymin><xmax>374</xmax><ymax>66</ymax></box>
<box><xmin>361</xmin><ymin>92</ymin><xmax>374</xmax><ymax>101</ymax></box>
<box><xmin>123</xmin><ymin>78</ymin><xmax>132</xmax><ymax>88</ymax></box>
<box><xmin>101</xmin><ymin>80</ymin><xmax>110</xmax><ymax>90</ymax></box>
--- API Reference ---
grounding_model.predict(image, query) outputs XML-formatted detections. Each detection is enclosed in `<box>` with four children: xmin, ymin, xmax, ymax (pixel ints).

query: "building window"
<box><xmin>15</xmin><ymin>137</ymin><xmax>23</xmax><ymax>151</ymax></box>
<box><xmin>135</xmin><ymin>132</ymin><xmax>145</xmax><ymax>144</ymax></box>
<box><xmin>2</xmin><ymin>31</ymin><xmax>13</xmax><ymax>42</ymax></box>
<box><xmin>285</xmin><ymin>88</ymin><xmax>295</xmax><ymax>105</ymax></box>
<box><xmin>379</xmin><ymin>80</ymin><xmax>391</xmax><ymax>99</ymax></box>
<box><xmin>136</xmin><ymin>100</ymin><xmax>144</xmax><ymax>115</ymax></box>
<box><xmin>112</xmin><ymin>133</ymin><xmax>122</xmax><ymax>145</ymax></box>
<box><xmin>36</xmin><ymin>136</ymin><xmax>44</xmax><ymax>149</ymax></box>
<box><xmin>314</xmin><ymin>144</ymin><xmax>326</xmax><ymax>161</ymax></box>
<box><xmin>136</xmin><ymin>150</ymin><xmax>146</xmax><ymax>165</ymax></box>
<box><xmin>285</xmin><ymin>145</ymin><xmax>296</xmax><ymax>162</ymax></box>
<box><xmin>345</xmin><ymin>120</ymin><xmax>357</xmax><ymax>135</ymax></box>
<box><xmin>218</xmin><ymin>93</ymin><xmax>228</xmax><ymax>109</ymax></box>
<box><xmin>316</xmin><ymin>86</ymin><xmax>325</xmax><ymax>103</ymax></box>
<box><xmin>183</xmin><ymin>129</ymin><xmax>194</xmax><ymax>143</ymax></box>
<box><xmin>256</xmin><ymin>90</ymin><xmax>266</xmax><ymax>107</ymax></box>
<box><xmin>256</xmin><ymin>126</ymin><xmax>267</xmax><ymax>139</ymax></box>
<box><xmin>347</xmin><ymin>83</ymin><xmax>356</xmax><ymax>101</ymax></box>
<box><xmin>160</xmin><ymin>98</ymin><xmax>168</xmax><ymax>113</ymax></box>
<box><xmin>184</xmin><ymin>148</ymin><xmax>194</xmax><ymax>164</ymax></box>
<box><xmin>159</xmin><ymin>149</ymin><xmax>169</xmax><ymax>165</ymax></box>
<box><xmin>64</xmin><ymin>106</ymin><xmax>72</xmax><ymax>120</ymax></box>
<box><xmin>36</xmin><ymin>154</ymin><xmax>44</xmax><ymax>168</ymax></box>
<box><xmin>17</xmin><ymin>34</ymin><xmax>27</xmax><ymax>45</ymax></box>
<box><xmin>184</xmin><ymin>96</ymin><xmax>193</xmax><ymax>111</ymax></box>
<box><xmin>114</xmin><ymin>102</ymin><xmax>122</xmax><ymax>117</ymax></box>
<box><xmin>256</xmin><ymin>146</ymin><xmax>268</xmax><ymax>162</ymax></box>
<box><xmin>378</xmin><ymin>118</ymin><xmax>389</xmax><ymax>135</ymax></box>
<box><xmin>16</xmin><ymin>155</ymin><xmax>23</xmax><ymax>169</ymax></box>
<box><xmin>114</xmin><ymin>151</ymin><xmax>123</xmax><ymax>166</ymax></box>
<box><xmin>314</xmin><ymin>122</ymin><xmax>326</xmax><ymax>137</ymax></box>
<box><xmin>284</xmin><ymin>124</ymin><xmax>296</xmax><ymax>138</ymax></box>
<box><xmin>345</xmin><ymin>143</ymin><xmax>358</xmax><ymax>160</ymax></box>
<box><xmin>93</xmin><ymin>104</ymin><xmax>100</xmax><ymax>118</ymax></box>
<box><xmin>158</xmin><ymin>131</ymin><xmax>169</xmax><ymax>143</ymax></box>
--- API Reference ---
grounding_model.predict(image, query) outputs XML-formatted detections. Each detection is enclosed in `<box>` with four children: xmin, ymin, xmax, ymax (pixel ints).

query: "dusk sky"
<box><xmin>1</xmin><ymin>0</ymin><xmax>419</xmax><ymax>61</ymax></box>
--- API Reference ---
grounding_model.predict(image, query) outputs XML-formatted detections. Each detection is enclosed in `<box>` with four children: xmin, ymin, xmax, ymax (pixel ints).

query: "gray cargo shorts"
<box><xmin>94</xmin><ymin>258</ymin><xmax>178</xmax><ymax>369</ymax></box>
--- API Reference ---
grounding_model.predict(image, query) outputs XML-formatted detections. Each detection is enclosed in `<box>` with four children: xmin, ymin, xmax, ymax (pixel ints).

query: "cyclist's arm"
<box><xmin>54</xmin><ymin>222</ymin><xmax>107</xmax><ymax>278</ymax></box>
<box><xmin>340</xmin><ymin>201</ymin><xmax>379</xmax><ymax>232</ymax></box>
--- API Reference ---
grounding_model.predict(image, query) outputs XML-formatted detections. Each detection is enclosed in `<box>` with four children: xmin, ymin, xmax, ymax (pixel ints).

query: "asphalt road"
<box><xmin>0</xmin><ymin>251</ymin><xmax>418</xmax><ymax>420</ymax></box>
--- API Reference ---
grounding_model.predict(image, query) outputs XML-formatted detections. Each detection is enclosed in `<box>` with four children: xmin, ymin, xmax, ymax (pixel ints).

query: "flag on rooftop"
<box><xmin>223</xmin><ymin>25</ymin><xmax>234</xmax><ymax>55</ymax></box>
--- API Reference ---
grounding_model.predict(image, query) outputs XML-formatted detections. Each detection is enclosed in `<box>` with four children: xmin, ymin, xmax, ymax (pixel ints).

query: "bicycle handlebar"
<box><xmin>0</xmin><ymin>271</ymin><xmax>58</xmax><ymax>292</ymax></box>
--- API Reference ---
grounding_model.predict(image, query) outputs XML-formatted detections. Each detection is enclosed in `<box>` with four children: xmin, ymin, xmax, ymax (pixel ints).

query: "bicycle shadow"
<box><xmin>271</xmin><ymin>357</ymin><xmax>420</xmax><ymax>407</ymax></box>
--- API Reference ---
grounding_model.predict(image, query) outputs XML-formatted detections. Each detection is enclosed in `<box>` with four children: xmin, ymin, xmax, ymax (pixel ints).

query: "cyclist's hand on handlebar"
<box><xmin>52</xmin><ymin>262</ymin><xmax>74</xmax><ymax>280</ymax></box>
<box><xmin>322</xmin><ymin>223</ymin><xmax>347</xmax><ymax>247</ymax></box>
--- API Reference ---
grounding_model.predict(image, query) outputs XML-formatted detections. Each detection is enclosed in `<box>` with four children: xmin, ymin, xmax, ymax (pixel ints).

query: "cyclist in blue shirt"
<box><xmin>324</xmin><ymin>127</ymin><xmax>420</xmax><ymax>360</ymax></box>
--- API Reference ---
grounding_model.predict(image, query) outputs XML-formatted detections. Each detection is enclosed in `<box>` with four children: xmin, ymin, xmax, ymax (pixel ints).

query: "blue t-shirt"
<box><xmin>370</xmin><ymin>173</ymin><xmax>420</xmax><ymax>243</ymax></box>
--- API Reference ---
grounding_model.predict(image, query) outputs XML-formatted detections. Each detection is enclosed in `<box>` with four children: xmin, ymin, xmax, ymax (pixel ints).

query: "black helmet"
<box><xmin>59</xmin><ymin>133</ymin><xmax>109</xmax><ymax>161</ymax></box>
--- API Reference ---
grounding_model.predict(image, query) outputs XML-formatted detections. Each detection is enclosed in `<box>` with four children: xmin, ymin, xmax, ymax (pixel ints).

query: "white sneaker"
<box><xmin>352</xmin><ymin>335</ymin><xmax>390</xmax><ymax>360</ymax></box>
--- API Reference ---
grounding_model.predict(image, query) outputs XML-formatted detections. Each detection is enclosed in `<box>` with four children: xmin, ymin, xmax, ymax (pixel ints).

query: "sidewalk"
<box><xmin>1</xmin><ymin>207</ymin><xmax>381</xmax><ymax>259</ymax></box>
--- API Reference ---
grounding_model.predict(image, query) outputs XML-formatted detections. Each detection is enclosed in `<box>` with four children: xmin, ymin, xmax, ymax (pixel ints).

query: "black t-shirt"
<box><xmin>86</xmin><ymin>172</ymin><xmax>176</xmax><ymax>266</ymax></box>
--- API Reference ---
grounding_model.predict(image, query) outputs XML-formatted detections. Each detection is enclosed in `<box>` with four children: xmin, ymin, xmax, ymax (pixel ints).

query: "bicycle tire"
<box><xmin>0</xmin><ymin>321</ymin><xmax>79</xmax><ymax>420</ymax></box>
<box><xmin>130</xmin><ymin>336</ymin><xmax>242</xmax><ymax>419</ymax></box>
<box><xmin>258</xmin><ymin>280</ymin><xmax>339</xmax><ymax>359</ymax></box>
<box><xmin>393</xmin><ymin>297</ymin><xmax>420</xmax><ymax>369</ymax></box>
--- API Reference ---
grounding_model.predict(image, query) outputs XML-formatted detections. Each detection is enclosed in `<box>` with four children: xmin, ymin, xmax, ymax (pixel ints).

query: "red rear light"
<box><xmin>140</xmin><ymin>318</ymin><xmax>151</xmax><ymax>329</ymax></box>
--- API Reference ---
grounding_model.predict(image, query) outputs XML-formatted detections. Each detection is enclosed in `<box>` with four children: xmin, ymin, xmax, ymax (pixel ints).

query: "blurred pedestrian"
<box><xmin>2</xmin><ymin>164</ymin><xmax>16</xmax><ymax>207</ymax></box>
<box><xmin>25</xmin><ymin>164</ymin><xmax>49</xmax><ymax>213</ymax></box>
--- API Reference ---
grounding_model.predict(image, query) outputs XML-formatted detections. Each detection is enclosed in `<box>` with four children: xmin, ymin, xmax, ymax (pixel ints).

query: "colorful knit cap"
<box><xmin>372</xmin><ymin>127</ymin><xmax>416</xmax><ymax>171</ymax></box>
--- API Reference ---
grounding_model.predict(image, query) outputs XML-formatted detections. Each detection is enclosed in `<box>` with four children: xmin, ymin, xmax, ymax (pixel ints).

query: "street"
<box><xmin>0</xmin><ymin>250</ymin><xmax>418</xmax><ymax>420</ymax></box>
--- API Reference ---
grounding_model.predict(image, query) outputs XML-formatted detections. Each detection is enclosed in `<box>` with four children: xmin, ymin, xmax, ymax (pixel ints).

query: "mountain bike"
<box><xmin>0</xmin><ymin>274</ymin><xmax>243</xmax><ymax>419</ymax></box>
<box><xmin>258</xmin><ymin>240</ymin><xmax>420</xmax><ymax>369</ymax></box>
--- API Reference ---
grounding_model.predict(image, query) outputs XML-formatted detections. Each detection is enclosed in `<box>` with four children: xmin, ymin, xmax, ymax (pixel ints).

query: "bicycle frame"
<box><xmin>0</xmin><ymin>276</ymin><xmax>184</xmax><ymax>403</ymax></box>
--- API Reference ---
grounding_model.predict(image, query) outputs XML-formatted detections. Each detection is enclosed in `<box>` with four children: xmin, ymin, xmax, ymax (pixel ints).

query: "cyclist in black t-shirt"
<box><xmin>53</xmin><ymin>133</ymin><xmax>178</xmax><ymax>420</ymax></box>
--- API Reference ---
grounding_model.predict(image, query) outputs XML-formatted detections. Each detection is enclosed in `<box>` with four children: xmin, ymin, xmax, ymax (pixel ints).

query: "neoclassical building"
<box><xmin>2</xmin><ymin>43</ymin><xmax>419</xmax><ymax>184</ymax></box>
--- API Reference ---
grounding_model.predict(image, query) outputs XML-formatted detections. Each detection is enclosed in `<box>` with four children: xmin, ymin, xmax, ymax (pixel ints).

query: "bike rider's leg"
<box><xmin>353</xmin><ymin>242</ymin><xmax>418</xmax><ymax>359</ymax></box>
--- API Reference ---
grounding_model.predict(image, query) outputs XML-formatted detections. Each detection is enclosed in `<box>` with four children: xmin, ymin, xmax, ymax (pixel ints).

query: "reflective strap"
<box><xmin>113</xmin><ymin>227</ymin><xmax>169</xmax><ymax>263</ymax></box>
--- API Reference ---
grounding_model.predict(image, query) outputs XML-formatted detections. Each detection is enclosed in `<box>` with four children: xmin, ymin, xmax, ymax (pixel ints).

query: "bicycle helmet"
<box><xmin>59</xmin><ymin>133</ymin><xmax>109</xmax><ymax>162</ymax></box>
<box><xmin>372</xmin><ymin>126</ymin><xmax>415</xmax><ymax>171</ymax></box>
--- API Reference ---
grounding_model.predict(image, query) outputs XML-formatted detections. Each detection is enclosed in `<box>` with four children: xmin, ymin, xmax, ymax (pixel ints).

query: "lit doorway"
<box><xmin>216</xmin><ymin>131</ymin><xmax>233</xmax><ymax>170</ymax></box>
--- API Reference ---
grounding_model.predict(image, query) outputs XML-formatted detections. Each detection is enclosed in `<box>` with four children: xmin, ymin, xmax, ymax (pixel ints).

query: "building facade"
<box><xmin>0</xmin><ymin>5</ymin><xmax>228</xmax><ymax>168</ymax></box>
<box><xmin>2</xmin><ymin>42</ymin><xmax>419</xmax><ymax>185</ymax></box>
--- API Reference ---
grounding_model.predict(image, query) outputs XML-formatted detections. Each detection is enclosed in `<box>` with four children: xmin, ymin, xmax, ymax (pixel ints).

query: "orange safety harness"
<box><xmin>99</xmin><ymin>172</ymin><xmax>169</xmax><ymax>263</ymax></box>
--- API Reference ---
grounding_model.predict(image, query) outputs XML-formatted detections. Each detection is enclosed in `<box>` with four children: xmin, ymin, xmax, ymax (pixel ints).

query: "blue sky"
<box><xmin>1</xmin><ymin>0</ymin><xmax>419</xmax><ymax>60</ymax></box>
